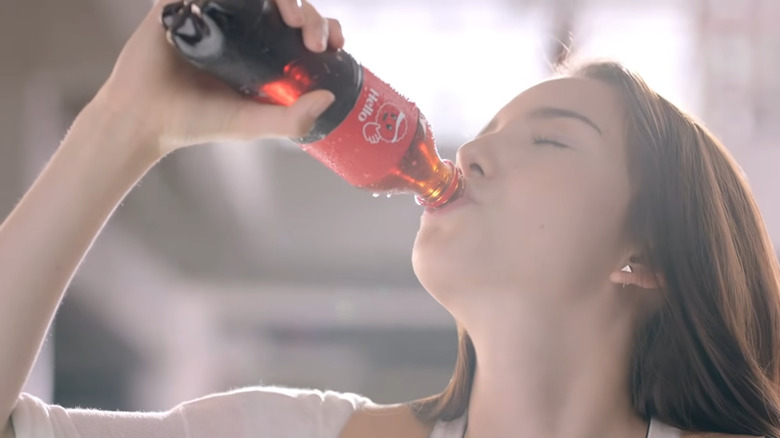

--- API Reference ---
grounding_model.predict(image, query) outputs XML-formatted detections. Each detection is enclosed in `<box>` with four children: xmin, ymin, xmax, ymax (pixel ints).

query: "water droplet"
<box><xmin>386</xmin><ymin>193</ymin><xmax>392</xmax><ymax>199</ymax></box>
<box><xmin>372</xmin><ymin>193</ymin><xmax>381</xmax><ymax>198</ymax></box>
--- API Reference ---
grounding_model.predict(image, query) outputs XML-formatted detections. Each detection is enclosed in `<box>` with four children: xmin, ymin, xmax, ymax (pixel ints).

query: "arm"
<box><xmin>0</xmin><ymin>102</ymin><xmax>159</xmax><ymax>431</ymax></box>
<box><xmin>0</xmin><ymin>0</ymin><xmax>342</xmax><ymax>434</ymax></box>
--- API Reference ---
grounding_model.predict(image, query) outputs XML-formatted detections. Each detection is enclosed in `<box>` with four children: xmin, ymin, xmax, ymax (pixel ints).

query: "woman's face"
<box><xmin>413</xmin><ymin>77</ymin><xmax>634</xmax><ymax>316</ymax></box>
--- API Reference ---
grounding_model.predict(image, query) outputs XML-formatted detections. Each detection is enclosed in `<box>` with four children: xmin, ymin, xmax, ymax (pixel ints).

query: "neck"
<box><xmin>461</xmin><ymin>289</ymin><xmax>649</xmax><ymax>438</ymax></box>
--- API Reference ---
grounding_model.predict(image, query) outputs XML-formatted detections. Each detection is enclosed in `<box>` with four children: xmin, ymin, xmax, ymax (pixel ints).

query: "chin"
<box><xmin>412</xmin><ymin>230</ymin><xmax>481</xmax><ymax>306</ymax></box>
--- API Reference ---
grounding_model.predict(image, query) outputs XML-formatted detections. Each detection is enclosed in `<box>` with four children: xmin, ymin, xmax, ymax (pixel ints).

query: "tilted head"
<box><xmin>411</xmin><ymin>60</ymin><xmax>780</xmax><ymax>437</ymax></box>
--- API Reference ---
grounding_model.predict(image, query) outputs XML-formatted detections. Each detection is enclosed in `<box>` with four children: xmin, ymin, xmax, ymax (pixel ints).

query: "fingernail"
<box><xmin>320</xmin><ymin>33</ymin><xmax>328</xmax><ymax>51</ymax></box>
<box><xmin>294</xmin><ymin>0</ymin><xmax>305</xmax><ymax>23</ymax></box>
<box><xmin>309</xmin><ymin>94</ymin><xmax>335</xmax><ymax>118</ymax></box>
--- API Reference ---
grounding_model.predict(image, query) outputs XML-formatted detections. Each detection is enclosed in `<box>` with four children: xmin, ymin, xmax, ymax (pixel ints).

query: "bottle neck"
<box><xmin>416</xmin><ymin>160</ymin><xmax>465</xmax><ymax>208</ymax></box>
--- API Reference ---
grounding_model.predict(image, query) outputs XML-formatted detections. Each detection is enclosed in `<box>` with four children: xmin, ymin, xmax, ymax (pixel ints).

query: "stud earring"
<box><xmin>621</xmin><ymin>264</ymin><xmax>632</xmax><ymax>288</ymax></box>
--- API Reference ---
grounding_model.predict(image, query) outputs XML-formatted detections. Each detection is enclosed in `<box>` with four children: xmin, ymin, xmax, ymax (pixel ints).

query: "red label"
<box><xmin>302</xmin><ymin>68</ymin><xmax>419</xmax><ymax>187</ymax></box>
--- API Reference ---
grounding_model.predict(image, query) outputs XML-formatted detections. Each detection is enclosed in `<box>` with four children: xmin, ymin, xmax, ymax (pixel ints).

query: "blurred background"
<box><xmin>2</xmin><ymin>0</ymin><xmax>780</xmax><ymax>412</ymax></box>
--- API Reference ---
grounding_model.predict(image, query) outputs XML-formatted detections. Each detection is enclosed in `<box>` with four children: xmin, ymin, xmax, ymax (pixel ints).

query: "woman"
<box><xmin>1</xmin><ymin>0</ymin><xmax>779</xmax><ymax>437</ymax></box>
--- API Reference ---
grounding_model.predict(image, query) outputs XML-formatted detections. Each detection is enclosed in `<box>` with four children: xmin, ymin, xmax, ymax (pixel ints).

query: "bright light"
<box><xmin>319</xmin><ymin>3</ymin><xmax>550</xmax><ymax>146</ymax></box>
<box><xmin>574</xmin><ymin>5</ymin><xmax>699</xmax><ymax>115</ymax></box>
<box><xmin>303</xmin><ymin>2</ymin><xmax>699</xmax><ymax>146</ymax></box>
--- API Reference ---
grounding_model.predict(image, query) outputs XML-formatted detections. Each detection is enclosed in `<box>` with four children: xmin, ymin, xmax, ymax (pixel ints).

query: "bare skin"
<box><xmin>1</xmin><ymin>1</ymin><xmax>665</xmax><ymax>438</ymax></box>
<box><xmin>0</xmin><ymin>1</ymin><xmax>340</xmax><ymax>435</ymax></box>
<box><xmin>413</xmin><ymin>79</ymin><xmax>663</xmax><ymax>438</ymax></box>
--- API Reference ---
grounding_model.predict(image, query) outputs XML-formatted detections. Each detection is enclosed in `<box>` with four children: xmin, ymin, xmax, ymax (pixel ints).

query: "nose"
<box><xmin>456</xmin><ymin>138</ymin><xmax>492</xmax><ymax>180</ymax></box>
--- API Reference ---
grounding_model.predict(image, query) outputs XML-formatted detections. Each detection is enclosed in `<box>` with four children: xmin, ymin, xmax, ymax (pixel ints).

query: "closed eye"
<box><xmin>532</xmin><ymin>136</ymin><xmax>570</xmax><ymax>148</ymax></box>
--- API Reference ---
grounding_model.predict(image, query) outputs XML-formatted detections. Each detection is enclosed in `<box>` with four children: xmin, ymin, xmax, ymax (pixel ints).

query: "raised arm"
<box><xmin>0</xmin><ymin>0</ymin><xmax>341</xmax><ymax>434</ymax></box>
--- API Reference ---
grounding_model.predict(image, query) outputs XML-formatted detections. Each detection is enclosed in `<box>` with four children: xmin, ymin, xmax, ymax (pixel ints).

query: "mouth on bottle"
<box><xmin>415</xmin><ymin>160</ymin><xmax>465</xmax><ymax>209</ymax></box>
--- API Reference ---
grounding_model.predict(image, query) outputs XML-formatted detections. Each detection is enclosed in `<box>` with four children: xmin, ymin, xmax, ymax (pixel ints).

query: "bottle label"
<box><xmin>304</xmin><ymin>67</ymin><xmax>420</xmax><ymax>187</ymax></box>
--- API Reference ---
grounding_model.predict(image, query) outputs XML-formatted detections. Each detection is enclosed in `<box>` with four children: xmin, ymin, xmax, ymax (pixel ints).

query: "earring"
<box><xmin>621</xmin><ymin>264</ymin><xmax>632</xmax><ymax>288</ymax></box>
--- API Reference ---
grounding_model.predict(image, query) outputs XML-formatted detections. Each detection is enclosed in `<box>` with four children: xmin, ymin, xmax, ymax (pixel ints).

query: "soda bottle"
<box><xmin>160</xmin><ymin>0</ymin><xmax>463</xmax><ymax>208</ymax></box>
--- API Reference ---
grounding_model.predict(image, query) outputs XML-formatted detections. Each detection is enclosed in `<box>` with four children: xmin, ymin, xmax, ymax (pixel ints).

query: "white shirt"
<box><xmin>11</xmin><ymin>386</ymin><xmax>682</xmax><ymax>438</ymax></box>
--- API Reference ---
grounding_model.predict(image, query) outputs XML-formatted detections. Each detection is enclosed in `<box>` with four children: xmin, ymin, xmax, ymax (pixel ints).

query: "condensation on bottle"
<box><xmin>160</xmin><ymin>0</ymin><xmax>464</xmax><ymax>208</ymax></box>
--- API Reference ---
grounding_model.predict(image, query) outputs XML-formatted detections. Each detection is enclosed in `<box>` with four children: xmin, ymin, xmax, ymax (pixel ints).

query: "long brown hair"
<box><xmin>410</xmin><ymin>61</ymin><xmax>780</xmax><ymax>437</ymax></box>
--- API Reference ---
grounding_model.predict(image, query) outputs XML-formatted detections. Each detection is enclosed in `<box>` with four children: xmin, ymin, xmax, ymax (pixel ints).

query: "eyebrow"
<box><xmin>528</xmin><ymin>106</ymin><xmax>603</xmax><ymax>136</ymax></box>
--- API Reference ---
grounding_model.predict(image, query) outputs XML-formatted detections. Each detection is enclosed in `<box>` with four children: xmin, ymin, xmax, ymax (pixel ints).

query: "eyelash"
<box><xmin>532</xmin><ymin>136</ymin><xmax>569</xmax><ymax>148</ymax></box>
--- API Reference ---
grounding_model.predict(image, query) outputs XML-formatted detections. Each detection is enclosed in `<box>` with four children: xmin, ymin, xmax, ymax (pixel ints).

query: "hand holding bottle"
<box><xmin>0</xmin><ymin>1</ymin><xmax>346</xmax><ymax>428</ymax></box>
<box><xmin>93</xmin><ymin>0</ymin><xmax>343</xmax><ymax>159</ymax></box>
<box><xmin>161</xmin><ymin>0</ymin><xmax>465</xmax><ymax>207</ymax></box>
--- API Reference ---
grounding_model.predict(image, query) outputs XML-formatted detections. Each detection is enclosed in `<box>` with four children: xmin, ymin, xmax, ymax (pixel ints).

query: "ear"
<box><xmin>609</xmin><ymin>260</ymin><xmax>666</xmax><ymax>290</ymax></box>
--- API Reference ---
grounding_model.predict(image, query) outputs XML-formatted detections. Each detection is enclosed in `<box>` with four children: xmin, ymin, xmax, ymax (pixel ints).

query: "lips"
<box><xmin>424</xmin><ymin>188</ymin><xmax>476</xmax><ymax>215</ymax></box>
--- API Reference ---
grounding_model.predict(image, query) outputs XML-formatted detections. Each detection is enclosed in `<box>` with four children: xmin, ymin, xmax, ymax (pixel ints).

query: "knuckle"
<box><xmin>293</xmin><ymin>122</ymin><xmax>310</xmax><ymax>138</ymax></box>
<box><xmin>290</xmin><ymin>117</ymin><xmax>314</xmax><ymax>138</ymax></box>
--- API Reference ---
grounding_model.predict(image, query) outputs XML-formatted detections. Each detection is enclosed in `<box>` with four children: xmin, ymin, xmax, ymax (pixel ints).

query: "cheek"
<box><xmin>497</xmin><ymin>167</ymin><xmax>631</xmax><ymax>279</ymax></box>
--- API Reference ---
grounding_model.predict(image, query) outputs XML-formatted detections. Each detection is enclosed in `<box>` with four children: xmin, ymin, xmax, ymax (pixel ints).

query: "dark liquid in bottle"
<box><xmin>365</xmin><ymin>118</ymin><xmax>463</xmax><ymax>205</ymax></box>
<box><xmin>161</xmin><ymin>0</ymin><xmax>463</xmax><ymax>207</ymax></box>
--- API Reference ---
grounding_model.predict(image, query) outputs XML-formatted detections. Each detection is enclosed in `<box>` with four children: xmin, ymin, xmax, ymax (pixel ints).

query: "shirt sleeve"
<box><xmin>10</xmin><ymin>386</ymin><xmax>371</xmax><ymax>438</ymax></box>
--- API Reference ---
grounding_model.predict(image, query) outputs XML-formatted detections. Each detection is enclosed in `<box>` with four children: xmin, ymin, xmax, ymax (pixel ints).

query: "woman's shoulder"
<box><xmin>159</xmin><ymin>385</ymin><xmax>376</xmax><ymax>437</ymax></box>
<box><xmin>186</xmin><ymin>388</ymin><xmax>434</xmax><ymax>438</ymax></box>
<box><xmin>178</xmin><ymin>385</ymin><xmax>371</xmax><ymax>416</ymax></box>
<box><xmin>11</xmin><ymin>386</ymin><xmax>375</xmax><ymax>438</ymax></box>
<box><xmin>338</xmin><ymin>402</ymin><xmax>434</xmax><ymax>438</ymax></box>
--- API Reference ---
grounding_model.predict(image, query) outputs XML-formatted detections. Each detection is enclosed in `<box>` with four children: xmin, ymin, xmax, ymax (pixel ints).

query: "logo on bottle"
<box><xmin>358</xmin><ymin>88</ymin><xmax>380</xmax><ymax>122</ymax></box>
<box><xmin>362</xmin><ymin>100</ymin><xmax>408</xmax><ymax>145</ymax></box>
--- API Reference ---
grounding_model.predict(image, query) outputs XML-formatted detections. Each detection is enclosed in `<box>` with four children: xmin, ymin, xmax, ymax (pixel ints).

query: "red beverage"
<box><xmin>161</xmin><ymin>0</ymin><xmax>463</xmax><ymax>207</ymax></box>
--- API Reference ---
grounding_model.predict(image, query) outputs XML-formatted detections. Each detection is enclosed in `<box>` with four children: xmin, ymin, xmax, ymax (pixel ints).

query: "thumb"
<box><xmin>233</xmin><ymin>89</ymin><xmax>336</xmax><ymax>139</ymax></box>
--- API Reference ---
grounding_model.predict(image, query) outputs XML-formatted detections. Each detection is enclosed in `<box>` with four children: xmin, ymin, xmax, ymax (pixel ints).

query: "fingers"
<box><xmin>154</xmin><ymin>0</ymin><xmax>344</xmax><ymax>53</ymax></box>
<box><xmin>232</xmin><ymin>89</ymin><xmax>335</xmax><ymax>140</ymax></box>
<box><xmin>276</xmin><ymin>0</ymin><xmax>305</xmax><ymax>27</ymax></box>
<box><xmin>326</xmin><ymin>18</ymin><xmax>345</xmax><ymax>49</ymax></box>
<box><xmin>300</xmin><ymin>1</ymin><xmax>329</xmax><ymax>52</ymax></box>
<box><xmin>278</xmin><ymin>0</ymin><xmax>343</xmax><ymax>52</ymax></box>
